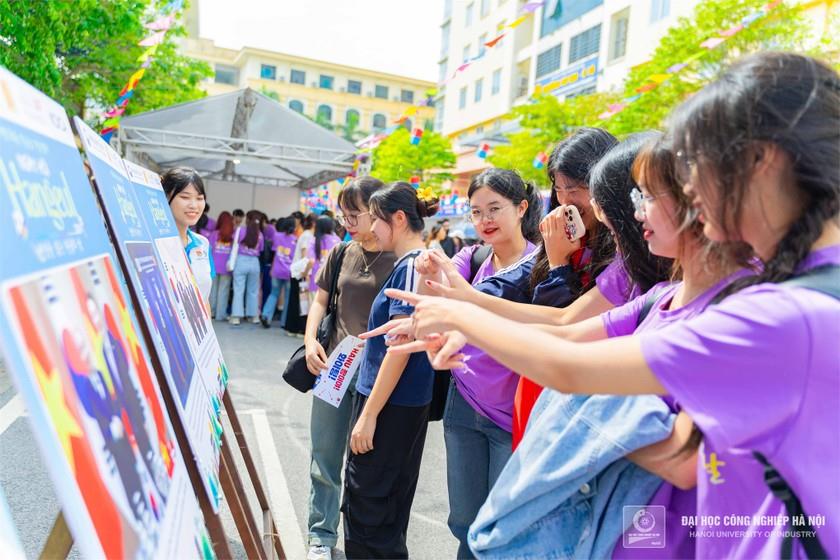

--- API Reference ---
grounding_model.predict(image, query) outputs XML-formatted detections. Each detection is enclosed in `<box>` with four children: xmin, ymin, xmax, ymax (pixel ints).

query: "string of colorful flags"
<box><xmin>594</xmin><ymin>0</ymin><xmax>782</xmax><ymax>122</ymax></box>
<box><xmin>100</xmin><ymin>0</ymin><xmax>185</xmax><ymax>142</ymax></box>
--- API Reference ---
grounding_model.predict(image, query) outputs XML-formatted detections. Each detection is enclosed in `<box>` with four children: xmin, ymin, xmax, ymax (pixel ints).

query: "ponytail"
<box><xmin>369</xmin><ymin>182</ymin><xmax>439</xmax><ymax>233</ymax></box>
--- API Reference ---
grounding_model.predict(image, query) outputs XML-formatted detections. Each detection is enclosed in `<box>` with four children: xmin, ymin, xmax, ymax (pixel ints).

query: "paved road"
<box><xmin>0</xmin><ymin>320</ymin><xmax>458</xmax><ymax>559</ymax></box>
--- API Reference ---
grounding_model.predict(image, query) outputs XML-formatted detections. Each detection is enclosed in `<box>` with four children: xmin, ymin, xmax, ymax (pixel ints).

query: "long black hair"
<box><xmin>242</xmin><ymin>210</ymin><xmax>262</xmax><ymax>249</ymax></box>
<box><xmin>276</xmin><ymin>216</ymin><xmax>296</xmax><ymax>235</ymax></box>
<box><xmin>467</xmin><ymin>168</ymin><xmax>543</xmax><ymax>245</ymax></box>
<box><xmin>589</xmin><ymin>132</ymin><xmax>673</xmax><ymax>295</ymax></box>
<box><xmin>531</xmin><ymin>127</ymin><xmax>618</xmax><ymax>292</ymax></box>
<box><xmin>670</xmin><ymin>52</ymin><xmax>839</xmax><ymax>297</ymax></box>
<box><xmin>314</xmin><ymin>215</ymin><xmax>336</xmax><ymax>258</ymax></box>
<box><xmin>369</xmin><ymin>182</ymin><xmax>439</xmax><ymax>233</ymax></box>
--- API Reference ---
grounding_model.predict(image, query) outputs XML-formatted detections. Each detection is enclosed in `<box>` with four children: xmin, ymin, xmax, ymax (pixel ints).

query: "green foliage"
<box><xmin>337</xmin><ymin>110</ymin><xmax>364</xmax><ymax>142</ymax></box>
<box><xmin>0</xmin><ymin>0</ymin><xmax>211</xmax><ymax>123</ymax></box>
<box><xmin>371</xmin><ymin>128</ymin><xmax>456</xmax><ymax>189</ymax></box>
<box><xmin>491</xmin><ymin>0</ymin><xmax>831</xmax><ymax>179</ymax></box>
<box><xmin>259</xmin><ymin>86</ymin><xmax>280</xmax><ymax>101</ymax></box>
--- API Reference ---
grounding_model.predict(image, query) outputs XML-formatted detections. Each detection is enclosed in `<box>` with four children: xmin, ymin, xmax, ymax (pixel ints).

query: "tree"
<box><xmin>371</xmin><ymin>128</ymin><xmax>456</xmax><ymax>189</ymax></box>
<box><xmin>336</xmin><ymin>110</ymin><xmax>365</xmax><ymax>143</ymax></box>
<box><xmin>490</xmin><ymin>0</ymin><xmax>836</xmax><ymax>182</ymax></box>
<box><xmin>0</xmin><ymin>0</ymin><xmax>212</xmax><ymax>123</ymax></box>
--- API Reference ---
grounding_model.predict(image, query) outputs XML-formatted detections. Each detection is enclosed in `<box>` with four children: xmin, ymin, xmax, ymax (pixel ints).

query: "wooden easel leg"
<box><xmin>39</xmin><ymin>512</ymin><xmax>72</xmax><ymax>560</ymax></box>
<box><xmin>223</xmin><ymin>392</ymin><xmax>286</xmax><ymax>560</ymax></box>
<box><xmin>220</xmin><ymin>430</ymin><xmax>267</xmax><ymax>560</ymax></box>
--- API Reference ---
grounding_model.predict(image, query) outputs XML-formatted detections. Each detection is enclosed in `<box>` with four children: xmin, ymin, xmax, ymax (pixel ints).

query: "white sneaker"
<box><xmin>228</xmin><ymin>317</ymin><xmax>240</xmax><ymax>326</ymax></box>
<box><xmin>307</xmin><ymin>545</ymin><xmax>332</xmax><ymax>560</ymax></box>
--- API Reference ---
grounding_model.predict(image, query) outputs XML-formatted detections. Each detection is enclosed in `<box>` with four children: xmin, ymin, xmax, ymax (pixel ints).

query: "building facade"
<box><xmin>179</xmin><ymin>3</ymin><xmax>435</xmax><ymax>141</ymax></box>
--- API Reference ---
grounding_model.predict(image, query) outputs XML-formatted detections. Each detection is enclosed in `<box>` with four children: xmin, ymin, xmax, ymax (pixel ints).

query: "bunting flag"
<box><xmin>409</xmin><ymin>176</ymin><xmax>421</xmax><ymax>188</ymax></box>
<box><xmin>477</xmin><ymin>143</ymin><xmax>491</xmax><ymax>159</ymax></box>
<box><xmin>533</xmin><ymin>152</ymin><xmax>548</xmax><ymax>169</ymax></box>
<box><xmin>410</xmin><ymin>128</ymin><xmax>424</xmax><ymax>145</ymax></box>
<box><xmin>508</xmin><ymin>15</ymin><xmax>528</xmax><ymax>28</ymax></box>
<box><xmin>485</xmin><ymin>33</ymin><xmax>506</xmax><ymax>48</ymax></box>
<box><xmin>100</xmin><ymin>0</ymin><xmax>184</xmax><ymax>141</ymax></box>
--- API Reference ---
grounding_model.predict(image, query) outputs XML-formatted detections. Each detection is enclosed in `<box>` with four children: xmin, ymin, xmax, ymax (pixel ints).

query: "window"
<box><xmin>479</xmin><ymin>34</ymin><xmax>487</xmax><ymax>57</ymax></box>
<box><xmin>463</xmin><ymin>44</ymin><xmax>471</xmax><ymax>62</ymax></box>
<box><xmin>536</xmin><ymin>44</ymin><xmax>562</xmax><ymax>78</ymax></box>
<box><xmin>347</xmin><ymin>80</ymin><xmax>362</xmax><ymax>94</ymax></box>
<box><xmin>260</xmin><ymin>64</ymin><xmax>277</xmax><ymax>80</ymax></box>
<box><xmin>650</xmin><ymin>0</ymin><xmax>670</xmax><ymax>22</ymax></box>
<box><xmin>316</xmin><ymin>104</ymin><xmax>333</xmax><ymax>122</ymax></box>
<box><xmin>289</xmin><ymin>100</ymin><xmax>304</xmax><ymax>113</ymax></box>
<box><xmin>372</xmin><ymin>113</ymin><xmax>386</xmax><ymax>130</ymax></box>
<box><xmin>569</xmin><ymin>24</ymin><xmax>601</xmax><ymax>63</ymax></box>
<box><xmin>474</xmin><ymin>78</ymin><xmax>483</xmax><ymax>102</ymax></box>
<box><xmin>441</xmin><ymin>22</ymin><xmax>451</xmax><ymax>58</ymax></box>
<box><xmin>375</xmin><ymin>85</ymin><xmax>389</xmax><ymax>99</ymax></box>
<box><xmin>401</xmin><ymin>89</ymin><xmax>415</xmax><ymax>103</ymax></box>
<box><xmin>444</xmin><ymin>0</ymin><xmax>453</xmax><ymax>19</ymax></box>
<box><xmin>459</xmin><ymin>87</ymin><xmax>467</xmax><ymax>109</ymax></box>
<box><xmin>491</xmin><ymin>68</ymin><xmax>502</xmax><ymax>95</ymax></box>
<box><xmin>476</xmin><ymin>125</ymin><xmax>484</xmax><ymax>134</ymax></box>
<box><xmin>319</xmin><ymin>75</ymin><xmax>334</xmax><ymax>90</ymax></box>
<box><xmin>214</xmin><ymin>64</ymin><xmax>238</xmax><ymax>85</ymax></box>
<box><xmin>345</xmin><ymin>109</ymin><xmax>360</xmax><ymax>126</ymax></box>
<box><xmin>540</xmin><ymin>0</ymin><xmax>603</xmax><ymax>38</ymax></box>
<box><xmin>609</xmin><ymin>10</ymin><xmax>629</xmax><ymax>61</ymax></box>
<box><xmin>290</xmin><ymin>69</ymin><xmax>306</xmax><ymax>84</ymax></box>
<box><xmin>404</xmin><ymin>118</ymin><xmax>413</xmax><ymax>131</ymax></box>
<box><xmin>465</xmin><ymin>2</ymin><xmax>474</xmax><ymax>26</ymax></box>
<box><xmin>481</xmin><ymin>0</ymin><xmax>490</xmax><ymax>17</ymax></box>
<box><xmin>439</xmin><ymin>60</ymin><xmax>449</xmax><ymax>83</ymax></box>
<box><xmin>565</xmin><ymin>85</ymin><xmax>597</xmax><ymax>99</ymax></box>
<box><xmin>435</xmin><ymin>98</ymin><xmax>445</xmax><ymax>131</ymax></box>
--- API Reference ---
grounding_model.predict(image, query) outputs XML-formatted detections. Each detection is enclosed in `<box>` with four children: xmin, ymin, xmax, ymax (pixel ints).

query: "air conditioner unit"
<box><xmin>278</xmin><ymin>76</ymin><xmax>286</xmax><ymax>82</ymax></box>
<box><xmin>339</xmin><ymin>87</ymin><xmax>346</xmax><ymax>93</ymax></box>
<box><xmin>392</xmin><ymin>96</ymin><xmax>400</xmax><ymax>102</ymax></box>
<box><xmin>366</xmin><ymin>92</ymin><xmax>374</xmax><ymax>97</ymax></box>
<box><xmin>311</xmin><ymin>82</ymin><xmax>318</xmax><ymax>87</ymax></box>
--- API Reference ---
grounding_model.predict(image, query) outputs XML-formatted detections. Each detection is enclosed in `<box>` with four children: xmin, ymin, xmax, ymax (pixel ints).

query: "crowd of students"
<box><xmin>163</xmin><ymin>52</ymin><xmax>838</xmax><ymax>560</ymax></box>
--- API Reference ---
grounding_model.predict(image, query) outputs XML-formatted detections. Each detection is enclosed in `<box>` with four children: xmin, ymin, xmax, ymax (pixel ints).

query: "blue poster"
<box><xmin>0</xmin><ymin>67</ymin><xmax>212</xmax><ymax>559</ymax></box>
<box><xmin>75</xmin><ymin>118</ymin><xmax>222</xmax><ymax>512</ymax></box>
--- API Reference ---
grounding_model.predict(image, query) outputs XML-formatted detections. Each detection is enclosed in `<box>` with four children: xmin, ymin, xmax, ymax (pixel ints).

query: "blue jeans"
<box><xmin>210</xmin><ymin>273</ymin><xmax>232</xmax><ymax>320</ymax></box>
<box><xmin>231</xmin><ymin>255</ymin><xmax>260</xmax><ymax>318</ymax></box>
<box><xmin>444</xmin><ymin>382</ymin><xmax>512</xmax><ymax>559</ymax></box>
<box><xmin>309</xmin><ymin>381</ymin><xmax>357</xmax><ymax>547</ymax></box>
<box><xmin>261</xmin><ymin>278</ymin><xmax>289</xmax><ymax>322</ymax></box>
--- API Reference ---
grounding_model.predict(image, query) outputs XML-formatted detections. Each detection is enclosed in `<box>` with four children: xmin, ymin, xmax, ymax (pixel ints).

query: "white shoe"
<box><xmin>249</xmin><ymin>316</ymin><xmax>261</xmax><ymax>324</ymax></box>
<box><xmin>307</xmin><ymin>545</ymin><xmax>332</xmax><ymax>560</ymax></box>
<box><xmin>228</xmin><ymin>317</ymin><xmax>240</xmax><ymax>326</ymax></box>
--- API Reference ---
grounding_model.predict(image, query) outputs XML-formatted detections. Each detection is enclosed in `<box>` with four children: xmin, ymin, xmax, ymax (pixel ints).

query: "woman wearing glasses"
<box><xmin>302</xmin><ymin>176</ymin><xmax>395</xmax><ymax>560</ymax></box>
<box><xmin>412</xmin><ymin>168</ymin><xmax>542</xmax><ymax>558</ymax></box>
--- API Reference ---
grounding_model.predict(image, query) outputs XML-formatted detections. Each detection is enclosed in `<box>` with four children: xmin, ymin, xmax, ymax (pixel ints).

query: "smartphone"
<box><xmin>563</xmin><ymin>205</ymin><xmax>586</xmax><ymax>241</ymax></box>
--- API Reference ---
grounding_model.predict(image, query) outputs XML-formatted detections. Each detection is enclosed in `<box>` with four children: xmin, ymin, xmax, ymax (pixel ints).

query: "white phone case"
<box><xmin>563</xmin><ymin>206</ymin><xmax>586</xmax><ymax>241</ymax></box>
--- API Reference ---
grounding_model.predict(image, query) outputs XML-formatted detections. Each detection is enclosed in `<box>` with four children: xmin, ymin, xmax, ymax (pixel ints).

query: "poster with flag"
<box><xmin>74</xmin><ymin>117</ymin><xmax>223</xmax><ymax>514</ymax></box>
<box><xmin>0</xmin><ymin>67</ymin><xmax>213</xmax><ymax>558</ymax></box>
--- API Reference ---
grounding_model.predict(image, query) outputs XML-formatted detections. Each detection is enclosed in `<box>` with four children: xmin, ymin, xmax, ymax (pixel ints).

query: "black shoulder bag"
<box><xmin>428</xmin><ymin>244</ymin><xmax>493</xmax><ymax>421</ymax></box>
<box><xmin>282</xmin><ymin>242</ymin><xmax>349</xmax><ymax>393</ymax></box>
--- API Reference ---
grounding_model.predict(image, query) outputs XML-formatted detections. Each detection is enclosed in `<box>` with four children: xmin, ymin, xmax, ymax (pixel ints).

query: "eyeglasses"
<box><xmin>630</xmin><ymin>188</ymin><xmax>659</xmax><ymax>219</ymax></box>
<box><xmin>675</xmin><ymin>150</ymin><xmax>698</xmax><ymax>181</ymax></box>
<box><xmin>336</xmin><ymin>211</ymin><xmax>369</xmax><ymax>227</ymax></box>
<box><xmin>469</xmin><ymin>204</ymin><xmax>512</xmax><ymax>224</ymax></box>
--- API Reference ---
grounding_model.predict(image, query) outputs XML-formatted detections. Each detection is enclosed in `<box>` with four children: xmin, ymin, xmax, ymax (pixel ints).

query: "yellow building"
<box><xmin>179</xmin><ymin>35</ymin><xmax>436</xmax><ymax>142</ymax></box>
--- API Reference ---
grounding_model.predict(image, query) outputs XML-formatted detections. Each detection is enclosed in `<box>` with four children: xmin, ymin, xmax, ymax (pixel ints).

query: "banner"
<box><xmin>75</xmin><ymin>117</ymin><xmax>224</xmax><ymax>513</ymax></box>
<box><xmin>0</xmin><ymin>67</ymin><xmax>211</xmax><ymax>559</ymax></box>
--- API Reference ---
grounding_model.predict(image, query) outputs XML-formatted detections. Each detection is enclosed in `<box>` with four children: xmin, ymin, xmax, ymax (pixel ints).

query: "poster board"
<box><xmin>74</xmin><ymin>117</ymin><xmax>223</xmax><ymax>513</ymax></box>
<box><xmin>0</xmin><ymin>67</ymin><xmax>212</xmax><ymax>559</ymax></box>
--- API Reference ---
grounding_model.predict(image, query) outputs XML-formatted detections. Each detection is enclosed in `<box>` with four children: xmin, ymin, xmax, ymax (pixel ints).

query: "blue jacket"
<box><xmin>468</xmin><ymin>389</ymin><xmax>675</xmax><ymax>559</ymax></box>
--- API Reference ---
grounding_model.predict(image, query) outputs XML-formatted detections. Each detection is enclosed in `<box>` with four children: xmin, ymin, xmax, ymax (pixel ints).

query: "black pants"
<box><xmin>342</xmin><ymin>395</ymin><xmax>430</xmax><ymax>559</ymax></box>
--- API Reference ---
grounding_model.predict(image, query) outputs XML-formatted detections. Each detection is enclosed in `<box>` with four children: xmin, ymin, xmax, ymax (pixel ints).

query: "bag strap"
<box><xmin>635</xmin><ymin>289</ymin><xmax>660</xmax><ymax>329</ymax></box>
<box><xmin>469</xmin><ymin>245</ymin><xmax>493</xmax><ymax>283</ymax></box>
<box><xmin>325</xmin><ymin>242</ymin><xmax>349</xmax><ymax>317</ymax></box>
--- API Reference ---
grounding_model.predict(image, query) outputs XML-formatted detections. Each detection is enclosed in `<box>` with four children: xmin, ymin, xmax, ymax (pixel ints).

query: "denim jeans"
<box><xmin>444</xmin><ymin>382</ymin><xmax>512</xmax><ymax>559</ymax></box>
<box><xmin>231</xmin><ymin>255</ymin><xmax>260</xmax><ymax>318</ymax></box>
<box><xmin>309</xmin><ymin>382</ymin><xmax>357</xmax><ymax>547</ymax></box>
<box><xmin>210</xmin><ymin>273</ymin><xmax>232</xmax><ymax>320</ymax></box>
<box><xmin>261</xmin><ymin>278</ymin><xmax>289</xmax><ymax>322</ymax></box>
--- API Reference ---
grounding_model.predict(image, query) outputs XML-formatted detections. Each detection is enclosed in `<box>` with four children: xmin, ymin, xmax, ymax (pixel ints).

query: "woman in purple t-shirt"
<box><xmin>208</xmin><ymin>211</ymin><xmax>234</xmax><ymax>320</ymax></box>
<box><xmin>259</xmin><ymin>217</ymin><xmax>297</xmax><ymax>328</ymax></box>
<box><xmin>393</xmin><ymin>54</ymin><xmax>840</xmax><ymax>559</ymax></box>
<box><xmin>228</xmin><ymin>211</ymin><xmax>264</xmax><ymax>325</ymax></box>
<box><xmin>304</xmin><ymin>216</ymin><xmax>341</xmax><ymax>294</ymax></box>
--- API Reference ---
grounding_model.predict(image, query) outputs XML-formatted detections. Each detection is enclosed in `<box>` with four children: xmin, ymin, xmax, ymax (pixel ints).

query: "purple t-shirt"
<box><xmin>450</xmin><ymin>242</ymin><xmax>536</xmax><ymax>432</ymax></box>
<box><xmin>597</xmin><ymin>257</ymin><xmax>641</xmax><ymax>305</ymax></box>
<box><xmin>208</xmin><ymin>230</ymin><xmax>233</xmax><ymax>275</ymax></box>
<box><xmin>270</xmin><ymin>232</ymin><xmax>297</xmax><ymax>280</ymax></box>
<box><xmin>639</xmin><ymin>245</ymin><xmax>840</xmax><ymax>559</ymax></box>
<box><xmin>236</xmin><ymin>227</ymin><xmax>264</xmax><ymax>257</ymax></box>
<box><xmin>307</xmin><ymin>234</ymin><xmax>341</xmax><ymax>292</ymax></box>
<box><xmin>605</xmin><ymin>272</ymin><xmax>752</xmax><ymax>560</ymax></box>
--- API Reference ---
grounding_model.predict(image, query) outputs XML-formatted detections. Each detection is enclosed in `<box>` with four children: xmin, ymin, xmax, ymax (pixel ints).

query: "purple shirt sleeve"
<box><xmin>596</xmin><ymin>258</ymin><xmax>636</xmax><ymax>306</ymax></box>
<box><xmin>602</xmin><ymin>283</ymin><xmax>676</xmax><ymax>338</ymax></box>
<box><xmin>638</xmin><ymin>285</ymin><xmax>813</xmax><ymax>452</ymax></box>
<box><xmin>450</xmin><ymin>246</ymin><xmax>477</xmax><ymax>282</ymax></box>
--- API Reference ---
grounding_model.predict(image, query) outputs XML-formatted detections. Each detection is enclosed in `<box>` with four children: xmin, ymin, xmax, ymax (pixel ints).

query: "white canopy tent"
<box><xmin>117</xmin><ymin>88</ymin><xmax>357</xmax><ymax>192</ymax></box>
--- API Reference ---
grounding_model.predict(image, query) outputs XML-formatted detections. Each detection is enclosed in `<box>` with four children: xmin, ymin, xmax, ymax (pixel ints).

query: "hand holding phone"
<box><xmin>562</xmin><ymin>205</ymin><xmax>586</xmax><ymax>242</ymax></box>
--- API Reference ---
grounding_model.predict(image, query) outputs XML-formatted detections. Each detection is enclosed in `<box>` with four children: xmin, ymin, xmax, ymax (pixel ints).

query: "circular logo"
<box><xmin>633</xmin><ymin>509</ymin><xmax>657</xmax><ymax>533</ymax></box>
